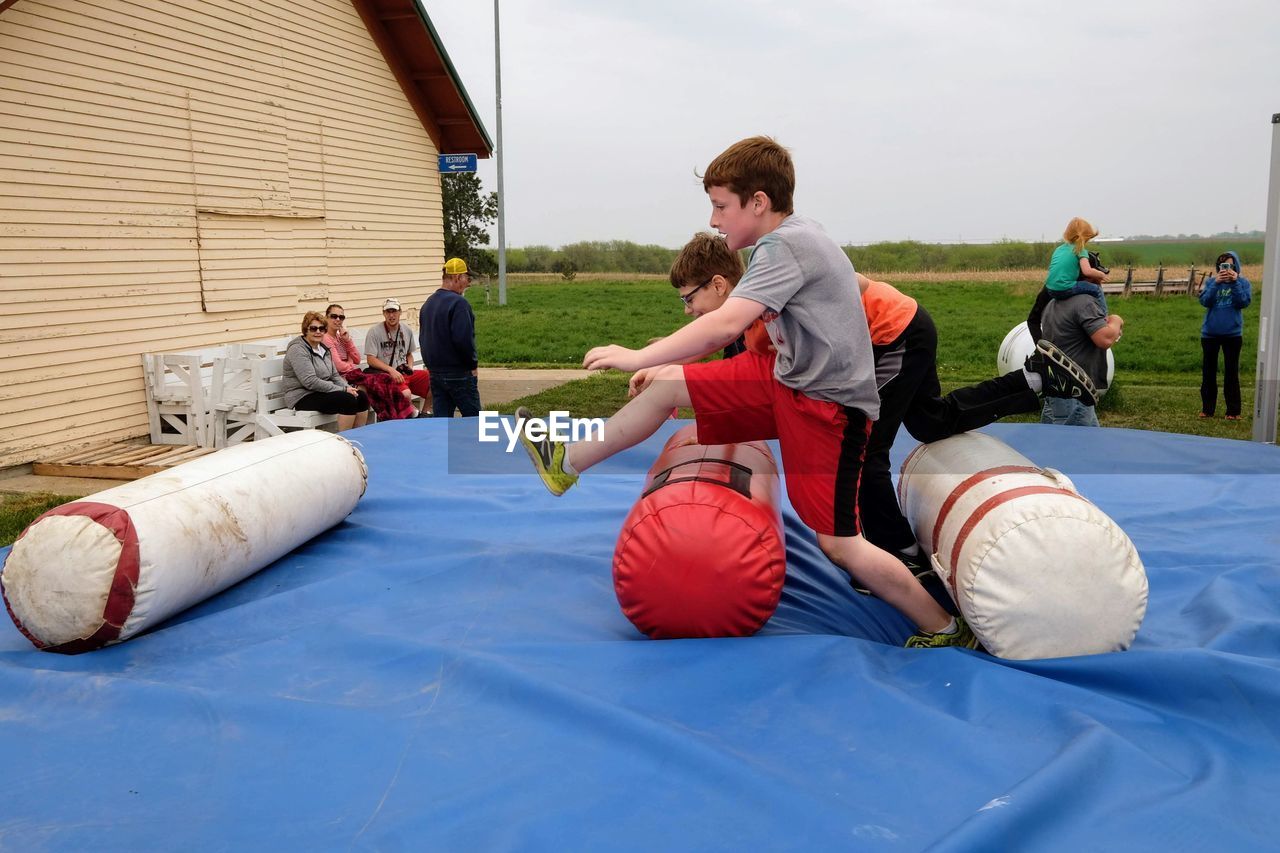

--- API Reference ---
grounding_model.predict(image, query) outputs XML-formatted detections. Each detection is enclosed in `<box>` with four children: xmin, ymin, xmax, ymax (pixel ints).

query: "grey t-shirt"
<box><xmin>729</xmin><ymin>215</ymin><xmax>879</xmax><ymax>418</ymax></box>
<box><xmin>364</xmin><ymin>322</ymin><xmax>416</xmax><ymax>368</ymax></box>
<box><xmin>1040</xmin><ymin>295</ymin><xmax>1109</xmax><ymax>390</ymax></box>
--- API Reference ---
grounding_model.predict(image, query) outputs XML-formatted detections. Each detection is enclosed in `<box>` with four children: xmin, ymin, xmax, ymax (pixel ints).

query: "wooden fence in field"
<box><xmin>1101</xmin><ymin>265</ymin><xmax>1209</xmax><ymax>298</ymax></box>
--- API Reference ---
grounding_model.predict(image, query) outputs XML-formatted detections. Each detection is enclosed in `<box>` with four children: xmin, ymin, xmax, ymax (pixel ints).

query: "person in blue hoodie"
<box><xmin>1199</xmin><ymin>250</ymin><xmax>1252</xmax><ymax>419</ymax></box>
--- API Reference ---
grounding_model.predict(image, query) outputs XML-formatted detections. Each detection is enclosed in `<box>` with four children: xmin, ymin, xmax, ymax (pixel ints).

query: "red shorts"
<box><xmin>401</xmin><ymin>369</ymin><xmax>432</xmax><ymax>400</ymax></box>
<box><xmin>683</xmin><ymin>351</ymin><xmax>872</xmax><ymax>537</ymax></box>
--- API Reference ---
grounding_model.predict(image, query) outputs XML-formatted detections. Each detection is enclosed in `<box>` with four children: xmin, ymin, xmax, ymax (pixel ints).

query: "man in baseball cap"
<box><xmin>420</xmin><ymin>258</ymin><xmax>481</xmax><ymax>417</ymax></box>
<box><xmin>442</xmin><ymin>257</ymin><xmax>471</xmax><ymax>276</ymax></box>
<box><xmin>363</xmin><ymin>295</ymin><xmax>432</xmax><ymax>415</ymax></box>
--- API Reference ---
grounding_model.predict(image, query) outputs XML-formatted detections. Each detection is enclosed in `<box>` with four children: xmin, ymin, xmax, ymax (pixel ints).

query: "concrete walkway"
<box><xmin>0</xmin><ymin>367</ymin><xmax>595</xmax><ymax>500</ymax></box>
<box><xmin>477</xmin><ymin>367</ymin><xmax>593</xmax><ymax>406</ymax></box>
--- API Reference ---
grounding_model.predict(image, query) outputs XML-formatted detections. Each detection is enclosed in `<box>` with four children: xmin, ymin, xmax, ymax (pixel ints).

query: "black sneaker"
<box><xmin>1026</xmin><ymin>339</ymin><xmax>1097</xmax><ymax>407</ymax></box>
<box><xmin>849</xmin><ymin>548</ymin><xmax>933</xmax><ymax>596</ymax></box>
<box><xmin>897</xmin><ymin>548</ymin><xmax>932</xmax><ymax>581</ymax></box>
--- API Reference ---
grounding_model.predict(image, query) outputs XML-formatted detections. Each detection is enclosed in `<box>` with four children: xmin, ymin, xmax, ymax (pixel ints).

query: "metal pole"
<box><xmin>494</xmin><ymin>0</ymin><xmax>507</xmax><ymax>307</ymax></box>
<box><xmin>1253</xmin><ymin>113</ymin><xmax>1280</xmax><ymax>443</ymax></box>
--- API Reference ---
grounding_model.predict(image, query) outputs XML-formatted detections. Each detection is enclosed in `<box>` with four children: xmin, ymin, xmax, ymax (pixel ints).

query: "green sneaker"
<box><xmin>514</xmin><ymin>407</ymin><xmax>579</xmax><ymax>496</ymax></box>
<box><xmin>1026</xmin><ymin>339</ymin><xmax>1097</xmax><ymax>407</ymax></box>
<box><xmin>904</xmin><ymin>615</ymin><xmax>980</xmax><ymax>649</ymax></box>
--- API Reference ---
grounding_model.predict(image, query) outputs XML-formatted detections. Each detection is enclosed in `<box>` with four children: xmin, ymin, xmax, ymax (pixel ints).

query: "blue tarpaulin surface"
<box><xmin>2</xmin><ymin>420</ymin><xmax>1279</xmax><ymax>851</ymax></box>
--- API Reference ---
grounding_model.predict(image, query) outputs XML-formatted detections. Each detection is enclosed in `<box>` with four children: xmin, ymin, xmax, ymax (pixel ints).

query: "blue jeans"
<box><xmin>430</xmin><ymin>373</ymin><xmax>481</xmax><ymax>418</ymax></box>
<box><xmin>1050</xmin><ymin>281</ymin><xmax>1108</xmax><ymax>315</ymax></box>
<box><xmin>1041</xmin><ymin>396</ymin><xmax>1099</xmax><ymax>427</ymax></box>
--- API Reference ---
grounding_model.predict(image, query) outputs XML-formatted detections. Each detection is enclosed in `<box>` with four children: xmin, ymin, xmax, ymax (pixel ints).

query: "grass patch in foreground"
<box><xmin>1</xmin><ymin>492</ymin><xmax>78</xmax><ymax>548</ymax></box>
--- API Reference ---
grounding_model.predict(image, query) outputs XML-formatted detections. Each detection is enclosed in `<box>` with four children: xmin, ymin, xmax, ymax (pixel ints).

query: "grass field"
<box><xmin>474</xmin><ymin>275</ymin><xmax>1269</xmax><ymax>440</ymax></box>
<box><xmin>0</xmin><ymin>492</ymin><xmax>78</xmax><ymax>548</ymax></box>
<box><xmin>1098</xmin><ymin>240</ymin><xmax>1265</xmax><ymax>267</ymax></box>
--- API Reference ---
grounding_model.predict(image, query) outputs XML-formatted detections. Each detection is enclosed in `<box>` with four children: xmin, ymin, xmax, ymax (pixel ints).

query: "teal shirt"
<box><xmin>1045</xmin><ymin>242</ymin><xmax>1088</xmax><ymax>291</ymax></box>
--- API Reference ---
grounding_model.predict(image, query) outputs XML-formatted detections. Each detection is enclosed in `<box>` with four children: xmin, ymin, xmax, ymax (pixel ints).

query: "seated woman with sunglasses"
<box><xmin>320</xmin><ymin>303</ymin><xmax>414</xmax><ymax>421</ymax></box>
<box><xmin>282</xmin><ymin>311</ymin><xmax>370</xmax><ymax>432</ymax></box>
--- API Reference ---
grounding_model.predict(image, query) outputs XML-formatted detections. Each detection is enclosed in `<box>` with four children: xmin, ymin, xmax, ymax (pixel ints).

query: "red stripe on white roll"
<box><xmin>945</xmin><ymin>485</ymin><xmax>1084</xmax><ymax>598</ymax></box>
<box><xmin>931</xmin><ymin>465</ymin><xmax>1043</xmax><ymax>555</ymax></box>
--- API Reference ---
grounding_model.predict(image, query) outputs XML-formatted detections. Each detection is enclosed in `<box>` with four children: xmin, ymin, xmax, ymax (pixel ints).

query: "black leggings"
<box><xmin>1200</xmin><ymin>336</ymin><xmax>1243</xmax><ymax>417</ymax></box>
<box><xmin>860</xmin><ymin>308</ymin><xmax>1042</xmax><ymax>553</ymax></box>
<box><xmin>295</xmin><ymin>389</ymin><xmax>369</xmax><ymax>415</ymax></box>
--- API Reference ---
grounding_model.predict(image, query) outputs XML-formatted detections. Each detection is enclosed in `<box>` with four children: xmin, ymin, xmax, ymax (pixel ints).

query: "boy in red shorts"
<box><xmin>635</xmin><ymin>233</ymin><xmax>1083</xmax><ymax>599</ymax></box>
<box><xmin>517</xmin><ymin>136</ymin><xmax>1091</xmax><ymax>648</ymax></box>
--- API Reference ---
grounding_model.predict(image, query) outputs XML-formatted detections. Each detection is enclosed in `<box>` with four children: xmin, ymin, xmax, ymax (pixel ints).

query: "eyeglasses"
<box><xmin>306</xmin><ymin>325</ymin><xmax>327</xmax><ymax>333</ymax></box>
<box><xmin>328</xmin><ymin>313</ymin><xmax>345</xmax><ymax>321</ymax></box>
<box><xmin>679</xmin><ymin>278</ymin><xmax>713</xmax><ymax>306</ymax></box>
<box><xmin>384</xmin><ymin>308</ymin><xmax>400</xmax><ymax>314</ymax></box>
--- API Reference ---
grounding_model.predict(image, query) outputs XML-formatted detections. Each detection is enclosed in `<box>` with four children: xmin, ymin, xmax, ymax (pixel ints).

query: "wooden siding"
<box><xmin>0</xmin><ymin>0</ymin><xmax>446</xmax><ymax>466</ymax></box>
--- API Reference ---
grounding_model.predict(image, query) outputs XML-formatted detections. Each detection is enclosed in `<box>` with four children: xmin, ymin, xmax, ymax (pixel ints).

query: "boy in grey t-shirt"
<box><xmin>515</xmin><ymin>136</ymin><xmax>979</xmax><ymax>649</ymax></box>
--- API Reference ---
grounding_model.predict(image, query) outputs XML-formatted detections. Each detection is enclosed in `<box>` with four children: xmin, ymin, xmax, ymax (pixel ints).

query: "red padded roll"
<box><xmin>612</xmin><ymin>425</ymin><xmax>786</xmax><ymax>639</ymax></box>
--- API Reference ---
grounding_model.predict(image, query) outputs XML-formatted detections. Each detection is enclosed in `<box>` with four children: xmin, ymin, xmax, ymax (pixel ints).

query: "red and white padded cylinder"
<box><xmin>613</xmin><ymin>425</ymin><xmax>786</xmax><ymax>639</ymax></box>
<box><xmin>897</xmin><ymin>432</ymin><xmax>1147</xmax><ymax>659</ymax></box>
<box><xmin>2</xmin><ymin>431</ymin><xmax>367</xmax><ymax>654</ymax></box>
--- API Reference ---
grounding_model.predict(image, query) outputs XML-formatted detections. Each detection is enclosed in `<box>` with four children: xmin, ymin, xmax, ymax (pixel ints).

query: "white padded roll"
<box><xmin>898</xmin><ymin>432</ymin><xmax>1146</xmax><ymax>659</ymax></box>
<box><xmin>2</xmin><ymin>431</ymin><xmax>367</xmax><ymax>653</ymax></box>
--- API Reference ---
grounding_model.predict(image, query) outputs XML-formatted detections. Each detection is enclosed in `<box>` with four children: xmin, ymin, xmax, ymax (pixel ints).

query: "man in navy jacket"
<box><xmin>420</xmin><ymin>258</ymin><xmax>481</xmax><ymax>418</ymax></box>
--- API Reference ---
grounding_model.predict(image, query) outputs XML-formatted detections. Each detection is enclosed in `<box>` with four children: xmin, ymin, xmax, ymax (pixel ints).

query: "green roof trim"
<box><xmin>411</xmin><ymin>0</ymin><xmax>494</xmax><ymax>155</ymax></box>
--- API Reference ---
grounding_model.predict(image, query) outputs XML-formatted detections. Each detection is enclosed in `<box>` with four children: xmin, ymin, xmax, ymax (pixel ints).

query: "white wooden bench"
<box><xmin>207</xmin><ymin>355</ymin><xmax>259</xmax><ymax>448</ymax></box>
<box><xmin>142</xmin><ymin>350</ymin><xmax>221</xmax><ymax>446</ymax></box>
<box><xmin>251</xmin><ymin>357</ymin><xmax>340</xmax><ymax>440</ymax></box>
<box><xmin>145</xmin><ymin>324</ymin><xmax>427</xmax><ymax>448</ymax></box>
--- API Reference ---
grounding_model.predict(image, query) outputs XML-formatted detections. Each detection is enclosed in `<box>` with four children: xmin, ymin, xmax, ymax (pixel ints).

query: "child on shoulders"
<box><xmin>1045</xmin><ymin>217</ymin><xmax>1109</xmax><ymax>313</ymax></box>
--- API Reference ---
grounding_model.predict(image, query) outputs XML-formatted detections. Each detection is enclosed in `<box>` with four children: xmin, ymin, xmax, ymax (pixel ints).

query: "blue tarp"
<box><xmin>2</xmin><ymin>420</ymin><xmax>1279</xmax><ymax>851</ymax></box>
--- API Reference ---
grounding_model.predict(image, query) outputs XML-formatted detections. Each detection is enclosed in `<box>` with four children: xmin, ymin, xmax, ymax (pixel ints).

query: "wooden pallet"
<box><xmin>32</xmin><ymin>442</ymin><xmax>217</xmax><ymax>480</ymax></box>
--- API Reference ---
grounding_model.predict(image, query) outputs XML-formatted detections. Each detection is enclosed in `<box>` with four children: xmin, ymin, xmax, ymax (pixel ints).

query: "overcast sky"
<box><xmin>424</xmin><ymin>0</ymin><xmax>1280</xmax><ymax>249</ymax></box>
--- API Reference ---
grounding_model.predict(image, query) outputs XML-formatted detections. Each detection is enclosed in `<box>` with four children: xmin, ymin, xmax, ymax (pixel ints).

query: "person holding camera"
<box><xmin>1199</xmin><ymin>250</ymin><xmax>1252</xmax><ymax>420</ymax></box>
<box><xmin>420</xmin><ymin>258</ymin><xmax>481</xmax><ymax>418</ymax></box>
<box><xmin>364</xmin><ymin>298</ymin><xmax>432</xmax><ymax>418</ymax></box>
<box><xmin>283</xmin><ymin>311</ymin><xmax>370</xmax><ymax>432</ymax></box>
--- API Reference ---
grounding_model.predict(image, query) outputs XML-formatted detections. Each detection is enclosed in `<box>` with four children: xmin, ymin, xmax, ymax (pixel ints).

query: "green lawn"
<box><xmin>475</xmin><ymin>276</ymin><xmax>1269</xmax><ymax>440</ymax></box>
<box><xmin>0</xmin><ymin>492</ymin><xmax>79</xmax><ymax>548</ymax></box>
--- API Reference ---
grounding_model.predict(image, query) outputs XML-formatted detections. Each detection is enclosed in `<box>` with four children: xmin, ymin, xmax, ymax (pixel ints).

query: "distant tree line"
<box><xmin>440</xmin><ymin>175</ymin><xmax>1259</xmax><ymax>275</ymax></box>
<box><xmin>444</xmin><ymin>176</ymin><xmax>1263</xmax><ymax>277</ymax></box>
<box><xmin>469</xmin><ymin>238</ymin><xmax>1263</xmax><ymax>277</ymax></box>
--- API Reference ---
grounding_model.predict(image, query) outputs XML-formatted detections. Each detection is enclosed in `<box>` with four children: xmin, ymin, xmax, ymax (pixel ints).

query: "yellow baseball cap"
<box><xmin>443</xmin><ymin>257</ymin><xmax>470</xmax><ymax>275</ymax></box>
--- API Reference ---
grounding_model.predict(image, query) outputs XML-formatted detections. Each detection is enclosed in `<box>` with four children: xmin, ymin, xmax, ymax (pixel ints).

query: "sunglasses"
<box><xmin>306</xmin><ymin>325</ymin><xmax>327</xmax><ymax>333</ymax></box>
<box><xmin>679</xmin><ymin>278</ymin><xmax>713</xmax><ymax>306</ymax></box>
<box><xmin>328</xmin><ymin>313</ymin><xmax>345</xmax><ymax>321</ymax></box>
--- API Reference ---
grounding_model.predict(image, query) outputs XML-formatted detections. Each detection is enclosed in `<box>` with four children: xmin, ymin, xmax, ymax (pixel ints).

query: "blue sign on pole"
<box><xmin>438</xmin><ymin>154</ymin><xmax>478</xmax><ymax>173</ymax></box>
